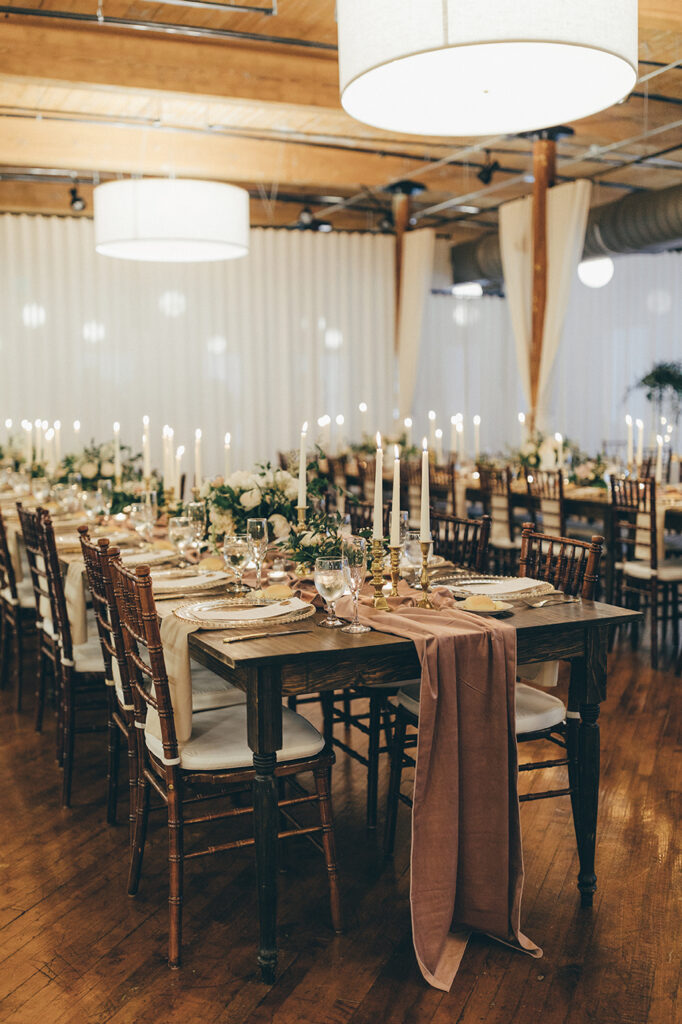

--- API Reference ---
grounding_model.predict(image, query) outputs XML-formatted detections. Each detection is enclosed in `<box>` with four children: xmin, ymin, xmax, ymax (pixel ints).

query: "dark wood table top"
<box><xmin>188</xmin><ymin>599</ymin><xmax>641</xmax><ymax>677</ymax></box>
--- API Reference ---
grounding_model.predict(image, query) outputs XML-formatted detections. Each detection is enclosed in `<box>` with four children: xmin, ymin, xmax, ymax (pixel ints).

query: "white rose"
<box><xmin>227</xmin><ymin>470</ymin><xmax>252</xmax><ymax>491</ymax></box>
<box><xmin>268</xmin><ymin>513</ymin><xmax>291</xmax><ymax>540</ymax></box>
<box><xmin>284</xmin><ymin>479</ymin><xmax>300</xmax><ymax>502</ymax></box>
<box><xmin>538</xmin><ymin>437</ymin><xmax>558</xmax><ymax>471</ymax></box>
<box><xmin>259</xmin><ymin>468</ymin><xmax>274</xmax><ymax>488</ymax></box>
<box><xmin>81</xmin><ymin>460</ymin><xmax>98</xmax><ymax>480</ymax></box>
<box><xmin>240</xmin><ymin>488</ymin><xmax>261</xmax><ymax>510</ymax></box>
<box><xmin>100</xmin><ymin>460</ymin><xmax>115</xmax><ymax>478</ymax></box>
<box><xmin>100</xmin><ymin>442</ymin><xmax>115</xmax><ymax>460</ymax></box>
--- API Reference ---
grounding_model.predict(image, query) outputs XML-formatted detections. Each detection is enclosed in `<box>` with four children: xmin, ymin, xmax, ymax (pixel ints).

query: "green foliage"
<box><xmin>630</xmin><ymin>361</ymin><xmax>682</xmax><ymax>424</ymax></box>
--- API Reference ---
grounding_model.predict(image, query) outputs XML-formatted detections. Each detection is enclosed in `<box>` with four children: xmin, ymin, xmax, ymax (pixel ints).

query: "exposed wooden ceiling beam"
<box><xmin>0</xmin><ymin>19</ymin><xmax>340</xmax><ymax>108</ymax></box>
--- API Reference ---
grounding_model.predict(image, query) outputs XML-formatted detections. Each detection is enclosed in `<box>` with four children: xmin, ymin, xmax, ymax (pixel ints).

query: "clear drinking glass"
<box><xmin>82</xmin><ymin>489</ymin><xmax>102</xmax><ymax>520</ymax></box>
<box><xmin>129</xmin><ymin>502</ymin><xmax>155</xmax><ymax>543</ymax></box>
<box><xmin>99</xmin><ymin>479</ymin><xmax>114</xmax><ymax>519</ymax></box>
<box><xmin>339</xmin><ymin>513</ymin><xmax>352</xmax><ymax>537</ymax></box>
<box><xmin>398</xmin><ymin>510</ymin><xmax>410</xmax><ymax>545</ymax></box>
<box><xmin>186</xmin><ymin>501</ymin><xmax>205</xmax><ymax>554</ymax></box>
<box><xmin>222</xmin><ymin>533</ymin><xmax>252</xmax><ymax>592</ymax></box>
<box><xmin>31</xmin><ymin>477</ymin><xmax>50</xmax><ymax>503</ymax></box>
<box><xmin>247</xmin><ymin>517</ymin><xmax>268</xmax><ymax>592</ymax></box>
<box><xmin>314</xmin><ymin>556</ymin><xmax>347</xmax><ymax>628</ymax></box>
<box><xmin>403</xmin><ymin>529</ymin><xmax>423</xmax><ymax>588</ymax></box>
<box><xmin>341</xmin><ymin>536</ymin><xmax>370</xmax><ymax>634</ymax></box>
<box><xmin>168</xmin><ymin>516</ymin><xmax>194</xmax><ymax>561</ymax></box>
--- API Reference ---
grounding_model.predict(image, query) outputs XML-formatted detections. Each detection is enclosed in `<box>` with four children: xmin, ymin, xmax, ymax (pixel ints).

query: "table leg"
<box><xmin>568</xmin><ymin>626</ymin><xmax>607</xmax><ymax>907</ymax></box>
<box><xmin>246</xmin><ymin>665</ymin><xmax>283</xmax><ymax>984</ymax></box>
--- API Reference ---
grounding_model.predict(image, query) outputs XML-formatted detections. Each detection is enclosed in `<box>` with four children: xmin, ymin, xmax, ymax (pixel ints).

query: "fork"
<box><xmin>522</xmin><ymin>594</ymin><xmax>579</xmax><ymax>608</ymax></box>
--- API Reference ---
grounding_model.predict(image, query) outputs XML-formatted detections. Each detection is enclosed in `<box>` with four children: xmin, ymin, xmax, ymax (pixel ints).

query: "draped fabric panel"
<box><xmin>397</xmin><ymin>228</ymin><xmax>436</xmax><ymax>419</ymax></box>
<box><xmin>0</xmin><ymin>216</ymin><xmax>395</xmax><ymax>475</ymax></box>
<box><xmin>499</xmin><ymin>180</ymin><xmax>592</xmax><ymax>431</ymax></box>
<box><xmin>412</xmin><ymin>250</ymin><xmax>682</xmax><ymax>456</ymax></box>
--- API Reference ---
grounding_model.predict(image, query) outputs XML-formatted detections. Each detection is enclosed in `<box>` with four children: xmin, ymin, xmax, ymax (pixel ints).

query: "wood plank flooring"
<box><xmin>0</xmin><ymin>640</ymin><xmax>679</xmax><ymax>1024</ymax></box>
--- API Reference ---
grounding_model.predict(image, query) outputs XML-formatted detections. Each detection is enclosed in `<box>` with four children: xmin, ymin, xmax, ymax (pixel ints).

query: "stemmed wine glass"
<box><xmin>129</xmin><ymin>501</ymin><xmax>156</xmax><ymax>544</ymax></box>
<box><xmin>402</xmin><ymin>529</ymin><xmax>423</xmax><ymax>588</ymax></box>
<box><xmin>247</xmin><ymin>518</ymin><xmax>268</xmax><ymax>592</ymax></box>
<box><xmin>222</xmin><ymin>534</ymin><xmax>251</xmax><ymax>593</ymax></box>
<box><xmin>186</xmin><ymin>501</ymin><xmax>206</xmax><ymax>556</ymax></box>
<box><xmin>341</xmin><ymin>536</ymin><xmax>370</xmax><ymax>634</ymax></box>
<box><xmin>168</xmin><ymin>516</ymin><xmax>194</xmax><ymax>563</ymax></box>
<box><xmin>99</xmin><ymin>479</ymin><xmax>114</xmax><ymax>520</ymax></box>
<box><xmin>314</xmin><ymin>556</ymin><xmax>347</xmax><ymax>628</ymax></box>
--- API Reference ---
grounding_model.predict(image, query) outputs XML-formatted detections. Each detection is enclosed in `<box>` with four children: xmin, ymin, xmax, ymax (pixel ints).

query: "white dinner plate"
<box><xmin>459</xmin><ymin>600</ymin><xmax>513</xmax><ymax>617</ymax></box>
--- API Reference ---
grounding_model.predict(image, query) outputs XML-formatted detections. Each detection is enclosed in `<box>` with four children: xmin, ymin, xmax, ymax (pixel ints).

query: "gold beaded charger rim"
<box><xmin>173</xmin><ymin>597</ymin><xmax>316</xmax><ymax>630</ymax></box>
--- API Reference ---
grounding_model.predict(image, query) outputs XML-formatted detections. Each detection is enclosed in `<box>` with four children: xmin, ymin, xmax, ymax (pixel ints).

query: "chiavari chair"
<box><xmin>16</xmin><ymin>503</ymin><xmax>61</xmax><ymax>737</ymax></box>
<box><xmin>385</xmin><ymin>524</ymin><xmax>604</xmax><ymax>859</ymax></box>
<box><xmin>610</xmin><ymin>477</ymin><xmax>682</xmax><ymax>668</ymax></box>
<box><xmin>0</xmin><ymin>508</ymin><xmax>36</xmax><ymax>711</ymax></box>
<box><xmin>323</xmin><ymin>510</ymin><xmax>490</xmax><ymax>831</ymax></box>
<box><xmin>37</xmin><ymin>508</ymin><xmax>109</xmax><ymax>807</ymax></box>
<box><xmin>112</xmin><ymin>560</ymin><xmax>342</xmax><ymax>968</ymax></box>
<box><xmin>431</xmin><ymin>511</ymin><xmax>490</xmax><ymax>571</ymax></box>
<box><xmin>478</xmin><ymin>465</ymin><xmax>521</xmax><ymax>572</ymax></box>
<box><xmin>525</xmin><ymin>469</ymin><xmax>565</xmax><ymax>536</ymax></box>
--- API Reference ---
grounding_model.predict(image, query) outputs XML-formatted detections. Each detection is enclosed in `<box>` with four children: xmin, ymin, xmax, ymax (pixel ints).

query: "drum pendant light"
<box><xmin>94</xmin><ymin>178</ymin><xmax>250</xmax><ymax>262</ymax></box>
<box><xmin>337</xmin><ymin>0</ymin><xmax>638</xmax><ymax>137</ymax></box>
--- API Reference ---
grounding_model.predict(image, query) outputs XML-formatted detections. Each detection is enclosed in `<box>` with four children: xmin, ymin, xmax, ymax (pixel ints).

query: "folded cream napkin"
<box><xmin>150</xmin><ymin>569</ymin><xmax>227</xmax><ymax>594</ymax></box>
<box><xmin>64</xmin><ymin>561</ymin><xmax>89</xmax><ymax>646</ymax></box>
<box><xmin>458</xmin><ymin>577</ymin><xmax>543</xmax><ymax>596</ymax></box>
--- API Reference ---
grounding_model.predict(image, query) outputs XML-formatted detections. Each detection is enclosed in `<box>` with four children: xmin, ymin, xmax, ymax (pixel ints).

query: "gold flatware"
<box><xmin>223</xmin><ymin>628</ymin><xmax>314</xmax><ymax>644</ymax></box>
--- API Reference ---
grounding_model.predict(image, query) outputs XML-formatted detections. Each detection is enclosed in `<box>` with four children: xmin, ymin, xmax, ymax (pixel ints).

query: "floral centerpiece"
<box><xmin>513</xmin><ymin>432</ymin><xmax>569</xmax><ymax>473</ymax></box>
<box><xmin>204</xmin><ymin>463</ymin><xmax>299</xmax><ymax>549</ymax></box>
<box><xmin>56</xmin><ymin>441</ymin><xmax>141</xmax><ymax>488</ymax></box>
<box><xmin>285</xmin><ymin>508</ymin><xmax>372</xmax><ymax>571</ymax></box>
<box><xmin>568</xmin><ymin>451</ymin><xmax>616</xmax><ymax>489</ymax></box>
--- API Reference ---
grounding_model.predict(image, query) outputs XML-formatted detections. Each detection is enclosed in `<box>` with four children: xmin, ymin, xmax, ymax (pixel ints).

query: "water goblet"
<box><xmin>403</xmin><ymin>530</ymin><xmax>423</xmax><ymax>588</ymax></box>
<box><xmin>314</xmin><ymin>556</ymin><xmax>347</xmax><ymax>628</ymax></box>
<box><xmin>31</xmin><ymin>477</ymin><xmax>50</xmax><ymax>503</ymax></box>
<box><xmin>186</xmin><ymin>501</ymin><xmax>205</xmax><ymax>555</ymax></box>
<box><xmin>341</xmin><ymin>536</ymin><xmax>371</xmax><ymax>634</ymax></box>
<box><xmin>99</xmin><ymin>479</ymin><xmax>114</xmax><ymax>519</ymax></box>
<box><xmin>168</xmin><ymin>515</ymin><xmax>194</xmax><ymax>563</ymax></box>
<box><xmin>247</xmin><ymin>517</ymin><xmax>268</xmax><ymax>592</ymax></box>
<box><xmin>222</xmin><ymin>534</ymin><xmax>252</xmax><ymax>593</ymax></box>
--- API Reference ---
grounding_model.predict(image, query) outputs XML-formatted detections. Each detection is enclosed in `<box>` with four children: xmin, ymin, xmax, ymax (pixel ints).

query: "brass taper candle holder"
<box><xmin>417</xmin><ymin>541</ymin><xmax>433</xmax><ymax>609</ymax></box>
<box><xmin>388</xmin><ymin>545</ymin><xmax>401</xmax><ymax>597</ymax></box>
<box><xmin>294</xmin><ymin>506</ymin><xmax>309</xmax><ymax>576</ymax></box>
<box><xmin>371</xmin><ymin>538</ymin><xmax>389</xmax><ymax>610</ymax></box>
<box><xmin>143</xmin><ymin>476</ymin><xmax>152</xmax><ymax>494</ymax></box>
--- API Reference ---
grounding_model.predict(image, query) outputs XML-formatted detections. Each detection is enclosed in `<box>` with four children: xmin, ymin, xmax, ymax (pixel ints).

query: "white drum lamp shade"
<box><xmin>94</xmin><ymin>178</ymin><xmax>250</xmax><ymax>262</ymax></box>
<box><xmin>337</xmin><ymin>0</ymin><xmax>638</xmax><ymax>137</ymax></box>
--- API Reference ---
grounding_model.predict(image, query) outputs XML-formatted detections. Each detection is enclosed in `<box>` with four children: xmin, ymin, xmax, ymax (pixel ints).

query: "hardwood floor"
<box><xmin>0</xmin><ymin>641</ymin><xmax>679</xmax><ymax>1024</ymax></box>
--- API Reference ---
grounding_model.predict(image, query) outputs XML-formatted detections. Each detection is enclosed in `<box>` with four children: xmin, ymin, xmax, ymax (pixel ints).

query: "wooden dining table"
<box><xmin>183</xmin><ymin>596</ymin><xmax>641</xmax><ymax>984</ymax></box>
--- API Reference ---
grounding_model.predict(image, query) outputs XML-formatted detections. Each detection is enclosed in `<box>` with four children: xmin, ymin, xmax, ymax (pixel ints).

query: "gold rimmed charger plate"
<box><xmin>173</xmin><ymin>597</ymin><xmax>316</xmax><ymax>630</ymax></box>
<box><xmin>434</xmin><ymin>575</ymin><xmax>555</xmax><ymax>602</ymax></box>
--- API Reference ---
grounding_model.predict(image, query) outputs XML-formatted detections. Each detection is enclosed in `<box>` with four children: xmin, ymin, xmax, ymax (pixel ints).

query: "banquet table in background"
<box><xmin>179</xmin><ymin>598</ymin><xmax>639</xmax><ymax>984</ymax></box>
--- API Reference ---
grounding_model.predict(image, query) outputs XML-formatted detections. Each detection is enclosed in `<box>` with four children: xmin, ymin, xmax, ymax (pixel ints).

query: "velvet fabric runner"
<box><xmin>336</xmin><ymin>583</ymin><xmax>541</xmax><ymax>990</ymax></box>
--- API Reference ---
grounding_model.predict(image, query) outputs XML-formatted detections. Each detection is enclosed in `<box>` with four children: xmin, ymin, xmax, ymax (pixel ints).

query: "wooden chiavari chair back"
<box><xmin>526</xmin><ymin>469</ymin><xmax>565</xmax><ymax>536</ymax></box>
<box><xmin>16</xmin><ymin>503</ymin><xmax>53</xmax><ymax>632</ymax></box>
<box><xmin>347</xmin><ymin>500</ymin><xmax>390</xmax><ymax>539</ymax></box>
<box><xmin>478</xmin><ymin>465</ymin><xmax>515</xmax><ymax>546</ymax></box>
<box><xmin>0</xmin><ymin>508</ymin><xmax>36</xmax><ymax>711</ymax></box>
<box><xmin>519</xmin><ymin>522</ymin><xmax>603</xmax><ymax>598</ymax></box>
<box><xmin>0</xmin><ymin>509</ymin><xmax>20</xmax><ymax>603</ymax></box>
<box><xmin>431</xmin><ymin>512</ymin><xmax>490</xmax><ymax>571</ymax></box>
<box><xmin>610</xmin><ymin>476</ymin><xmax>658</xmax><ymax>569</ymax></box>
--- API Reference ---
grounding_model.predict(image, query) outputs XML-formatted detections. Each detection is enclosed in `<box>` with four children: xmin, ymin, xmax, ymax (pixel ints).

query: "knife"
<box><xmin>223</xmin><ymin>628</ymin><xmax>314</xmax><ymax>644</ymax></box>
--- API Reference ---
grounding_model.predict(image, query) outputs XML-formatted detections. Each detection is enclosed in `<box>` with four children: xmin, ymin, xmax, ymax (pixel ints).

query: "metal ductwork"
<box><xmin>450</xmin><ymin>182</ymin><xmax>682</xmax><ymax>287</ymax></box>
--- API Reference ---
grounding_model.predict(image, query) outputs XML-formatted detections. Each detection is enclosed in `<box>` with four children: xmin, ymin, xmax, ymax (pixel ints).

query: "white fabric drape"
<box><xmin>499</xmin><ymin>180</ymin><xmax>592</xmax><ymax>430</ymax></box>
<box><xmin>397</xmin><ymin>228</ymin><xmax>436</xmax><ymax>419</ymax></box>
<box><xmin>412</xmin><ymin>250</ymin><xmax>682</xmax><ymax>455</ymax></box>
<box><xmin>0</xmin><ymin>216</ymin><xmax>395</xmax><ymax>474</ymax></box>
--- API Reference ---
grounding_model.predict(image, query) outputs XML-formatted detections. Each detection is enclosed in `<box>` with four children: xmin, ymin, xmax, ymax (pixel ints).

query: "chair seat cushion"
<box><xmin>515</xmin><ymin>683</ymin><xmax>566</xmax><ymax>734</ymax></box>
<box><xmin>398</xmin><ymin>681</ymin><xmax>566</xmax><ymax>735</ymax></box>
<box><xmin>71</xmin><ymin>637</ymin><xmax>107</xmax><ymax>674</ymax></box>
<box><xmin>191</xmin><ymin>664</ymin><xmax>246</xmax><ymax>711</ymax></box>
<box><xmin>622</xmin><ymin>560</ymin><xmax>682</xmax><ymax>582</ymax></box>
<box><xmin>1</xmin><ymin>579</ymin><xmax>35</xmax><ymax>609</ymax></box>
<box><xmin>490</xmin><ymin>536</ymin><xmax>522</xmax><ymax>550</ymax></box>
<box><xmin>145</xmin><ymin>703</ymin><xmax>324</xmax><ymax>771</ymax></box>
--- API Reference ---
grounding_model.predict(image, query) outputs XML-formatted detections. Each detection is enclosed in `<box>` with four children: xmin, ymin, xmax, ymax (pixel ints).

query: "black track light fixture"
<box><xmin>476</xmin><ymin>153</ymin><xmax>501</xmax><ymax>187</ymax></box>
<box><xmin>297</xmin><ymin>206</ymin><xmax>333</xmax><ymax>233</ymax></box>
<box><xmin>69</xmin><ymin>186</ymin><xmax>86</xmax><ymax>212</ymax></box>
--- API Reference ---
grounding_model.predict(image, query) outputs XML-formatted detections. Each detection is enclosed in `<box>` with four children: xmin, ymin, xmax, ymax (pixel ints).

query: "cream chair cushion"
<box><xmin>109</xmin><ymin>656</ymin><xmax>245</xmax><ymax>713</ymax></box>
<box><xmin>145</xmin><ymin>703</ymin><xmax>324</xmax><ymax>771</ymax></box>
<box><xmin>397</xmin><ymin>681</ymin><xmax>566</xmax><ymax>735</ymax></box>
<box><xmin>622</xmin><ymin>561</ymin><xmax>682</xmax><ymax>582</ymax></box>
<box><xmin>0</xmin><ymin>579</ymin><xmax>35</xmax><ymax>609</ymax></box>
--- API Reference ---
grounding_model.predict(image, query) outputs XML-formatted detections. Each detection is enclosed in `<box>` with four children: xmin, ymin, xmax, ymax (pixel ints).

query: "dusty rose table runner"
<box><xmin>337</xmin><ymin>583</ymin><xmax>541</xmax><ymax>990</ymax></box>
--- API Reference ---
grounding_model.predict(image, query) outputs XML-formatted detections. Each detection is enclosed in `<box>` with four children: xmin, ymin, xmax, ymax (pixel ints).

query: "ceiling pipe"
<box><xmin>450</xmin><ymin>182</ymin><xmax>682</xmax><ymax>286</ymax></box>
<box><xmin>0</xmin><ymin>8</ymin><xmax>335</xmax><ymax>48</ymax></box>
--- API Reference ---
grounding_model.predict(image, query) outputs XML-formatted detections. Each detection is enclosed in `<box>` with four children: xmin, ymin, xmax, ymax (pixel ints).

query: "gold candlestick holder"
<box><xmin>143</xmin><ymin>476</ymin><xmax>152</xmax><ymax>494</ymax></box>
<box><xmin>294</xmin><ymin>506</ymin><xmax>309</xmax><ymax>576</ymax></box>
<box><xmin>388</xmin><ymin>545</ymin><xmax>401</xmax><ymax>597</ymax></box>
<box><xmin>114</xmin><ymin>474</ymin><xmax>122</xmax><ymax>491</ymax></box>
<box><xmin>417</xmin><ymin>541</ymin><xmax>433</xmax><ymax>609</ymax></box>
<box><xmin>371</xmin><ymin>538</ymin><xmax>389</xmax><ymax>610</ymax></box>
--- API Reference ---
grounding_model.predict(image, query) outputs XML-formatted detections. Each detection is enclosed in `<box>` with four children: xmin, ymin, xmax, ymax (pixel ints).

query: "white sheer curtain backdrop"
<box><xmin>397</xmin><ymin>228</ymin><xmax>436</xmax><ymax>418</ymax></box>
<box><xmin>499</xmin><ymin>180</ymin><xmax>591</xmax><ymax>430</ymax></box>
<box><xmin>413</xmin><ymin>250</ymin><xmax>682</xmax><ymax>456</ymax></box>
<box><xmin>0</xmin><ymin>215</ymin><xmax>395</xmax><ymax>475</ymax></box>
